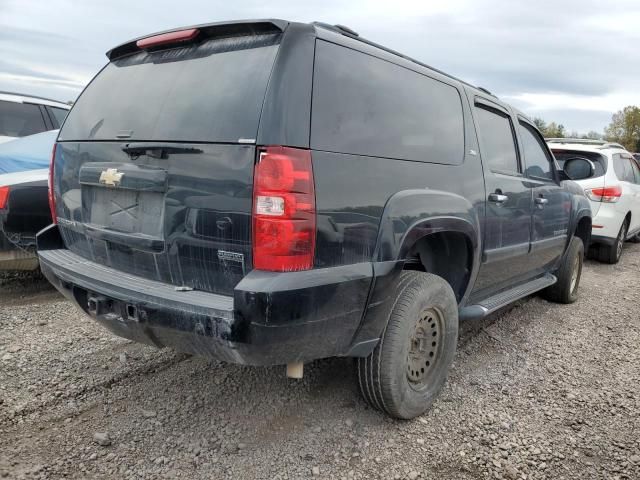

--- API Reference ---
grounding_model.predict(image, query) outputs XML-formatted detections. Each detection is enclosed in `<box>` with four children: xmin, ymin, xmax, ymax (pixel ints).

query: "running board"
<box><xmin>459</xmin><ymin>273</ymin><xmax>556</xmax><ymax>321</ymax></box>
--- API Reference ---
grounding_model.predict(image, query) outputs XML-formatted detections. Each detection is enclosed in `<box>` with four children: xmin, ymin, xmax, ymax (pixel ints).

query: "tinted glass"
<box><xmin>60</xmin><ymin>34</ymin><xmax>281</xmax><ymax>142</ymax></box>
<box><xmin>552</xmin><ymin>150</ymin><xmax>606</xmax><ymax>178</ymax></box>
<box><xmin>613</xmin><ymin>154</ymin><xmax>635</xmax><ymax>183</ymax></box>
<box><xmin>0</xmin><ymin>100</ymin><xmax>47</xmax><ymax>137</ymax></box>
<box><xmin>311</xmin><ymin>41</ymin><xmax>465</xmax><ymax>164</ymax></box>
<box><xmin>519</xmin><ymin>122</ymin><xmax>553</xmax><ymax>180</ymax></box>
<box><xmin>629</xmin><ymin>158</ymin><xmax>640</xmax><ymax>184</ymax></box>
<box><xmin>48</xmin><ymin>107</ymin><xmax>68</xmax><ymax>127</ymax></box>
<box><xmin>475</xmin><ymin>106</ymin><xmax>519</xmax><ymax>173</ymax></box>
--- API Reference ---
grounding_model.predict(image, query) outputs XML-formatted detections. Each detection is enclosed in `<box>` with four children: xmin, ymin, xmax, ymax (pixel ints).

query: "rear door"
<box><xmin>471</xmin><ymin>98</ymin><xmax>533</xmax><ymax>296</ymax></box>
<box><xmin>517</xmin><ymin>119</ymin><xmax>570</xmax><ymax>272</ymax></box>
<box><xmin>53</xmin><ymin>28</ymin><xmax>283</xmax><ymax>295</ymax></box>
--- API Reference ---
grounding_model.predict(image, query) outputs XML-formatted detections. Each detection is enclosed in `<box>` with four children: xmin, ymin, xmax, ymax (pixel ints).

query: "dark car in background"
<box><xmin>0</xmin><ymin>130</ymin><xmax>57</xmax><ymax>270</ymax></box>
<box><xmin>38</xmin><ymin>19</ymin><xmax>593</xmax><ymax>419</ymax></box>
<box><xmin>0</xmin><ymin>92</ymin><xmax>69</xmax><ymax>144</ymax></box>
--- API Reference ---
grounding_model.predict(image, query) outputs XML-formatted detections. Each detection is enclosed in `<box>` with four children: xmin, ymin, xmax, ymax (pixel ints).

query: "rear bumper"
<box><xmin>0</xmin><ymin>246</ymin><xmax>39</xmax><ymax>270</ymax></box>
<box><xmin>0</xmin><ymin>224</ymin><xmax>38</xmax><ymax>271</ymax></box>
<box><xmin>37</xmin><ymin>225</ymin><xmax>374</xmax><ymax>365</ymax></box>
<box><xmin>590</xmin><ymin>206</ymin><xmax>624</xmax><ymax>243</ymax></box>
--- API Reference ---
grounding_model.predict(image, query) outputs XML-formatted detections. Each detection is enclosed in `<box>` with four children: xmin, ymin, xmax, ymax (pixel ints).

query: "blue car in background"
<box><xmin>0</xmin><ymin>130</ymin><xmax>57</xmax><ymax>270</ymax></box>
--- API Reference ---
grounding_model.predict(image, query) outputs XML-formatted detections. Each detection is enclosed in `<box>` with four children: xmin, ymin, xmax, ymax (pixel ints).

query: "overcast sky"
<box><xmin>1</xmin><ymin>0</ymin><xmax>638</xmax><ymax>133</ymax></box>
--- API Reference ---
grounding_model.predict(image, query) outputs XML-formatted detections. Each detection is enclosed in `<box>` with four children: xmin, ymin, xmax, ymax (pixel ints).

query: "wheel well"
<box><xmin>403</xmin><ymin>232</ymin><xmax>472</xmax><ymax>302</ymax></box>
<box><xmin>575</xmin><ymin>216</ymin><xmax>592</xmax><ymax>249</ymax></box>
<box><xmin>625</xmin><ymin>211</ymin><xmax>632</xmax><ymax>226</ymax></box>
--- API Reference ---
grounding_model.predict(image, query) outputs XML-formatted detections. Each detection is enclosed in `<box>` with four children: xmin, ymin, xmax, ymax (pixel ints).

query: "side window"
<box><xmin>630</xmin><ymin>159</ymin><xmax>640</xmax><ymax>184</ymax></box>
<box><xmin>474</xmin><ymin>106</ymin><xmax>519</xmax><ymax>174</ymax></box>
<box><xmin>518</xmin><ymin>121</ymin><xmax>554</xmax><ymax>180</ymax></box>
<box><xmin>0</xmin><ymin>100</ymin><xmax>47</xmax><ymax>137</ymax></box>
<box><xmin>613</xmin><ymin>154</ymin><xmax>635</xmax><ymax>183</ymax></box>
<box><xmin>311</xmin><ymin>41</ymin><xmax>465</xmax><ymax>165</ymax></box>
<box><xmin>47</xmin><ymin>107</ymin><xmax>68</xmax><ymax>127</ymax></box>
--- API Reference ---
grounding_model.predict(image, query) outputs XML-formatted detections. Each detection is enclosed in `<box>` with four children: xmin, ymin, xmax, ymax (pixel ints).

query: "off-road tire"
<box><xmin>596</xmin><ymin>219</ymin><xmax>628</xmax><ymax>264</ymax></box>
<box><xmin>356</xmin><ymin>271</ymin><xmax>458</xmax><ymax>419</ymax></box>
<box><xmin>542</xmin><ymin>236</ymin><xmax>584</xmax><ymax>304</ymax></box>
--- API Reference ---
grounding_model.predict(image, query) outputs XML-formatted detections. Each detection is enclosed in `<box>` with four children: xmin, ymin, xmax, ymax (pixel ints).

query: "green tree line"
<box><xmin>534</xmin><ymin>105</ymin><xmax>640</xmax><ymax>153</ymax></box>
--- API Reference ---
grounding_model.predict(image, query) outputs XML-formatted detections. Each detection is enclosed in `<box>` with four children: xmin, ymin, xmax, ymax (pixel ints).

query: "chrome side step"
<box><xmin>459</xmin><ymin>273</ymin><xmax>556</xmax><ymax>321</ymax></box>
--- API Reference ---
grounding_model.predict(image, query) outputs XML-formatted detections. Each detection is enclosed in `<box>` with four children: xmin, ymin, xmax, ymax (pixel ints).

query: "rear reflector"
<box><xmin>0</xmin><ymin>186</ymin><xmax>9</xmax><ymax>210</ymax></box>
<box><xmin>136</xmin><ymin>28</ymin><xmax>200</xmax><ymax>49</ymax></box>
<box><xmin>585</xmin><ymin>185</ymin><xmax>622</xmax><ymax>203</ymax></box>
<box><xmin>253</xmin><ymin>146</ymin><xmax>316</xmax><ymax>272</ymax></box>
<box><xmin>48</xmin><ymin>143</ymin><xmax>57</xmax><ymax>224</ymax></box>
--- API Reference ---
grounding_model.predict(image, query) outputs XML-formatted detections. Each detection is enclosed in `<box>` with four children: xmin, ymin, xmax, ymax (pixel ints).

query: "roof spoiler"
<box><xmin>106</xmin><ymin>19</ymin><xmax>288</xmax><ymax>61</ymax></box>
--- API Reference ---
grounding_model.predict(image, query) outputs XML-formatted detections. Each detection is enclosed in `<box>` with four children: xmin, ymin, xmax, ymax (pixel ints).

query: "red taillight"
<box><xmin>253</xmin><ymin>146</ymin><xmax>316</xmax><ymax>272</ymax></box>
<box><xmin>585</xmin><ymin>185</ymin><xmax>622</xmax><ymax>203</ymax></box>
<box><xmin>0</xmin><ymin>186</ymin><xmax>9</xmax><ymax>210</ymax></box>
<box><xmin>48</xmin><ymin>143</ymin><xmax>57</xmax><ymax>224</ymax></box>
<box><xmin>136</xmin><ymin>28</ymin><xmax>200</xmax><ymax>49</ymax></box>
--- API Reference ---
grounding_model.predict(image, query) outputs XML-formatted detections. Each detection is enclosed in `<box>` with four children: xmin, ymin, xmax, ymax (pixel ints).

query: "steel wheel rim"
<box><xmin>406</xmin><ymin>307</ymin><xmax>444</xmax><ymax>389</ymax></box>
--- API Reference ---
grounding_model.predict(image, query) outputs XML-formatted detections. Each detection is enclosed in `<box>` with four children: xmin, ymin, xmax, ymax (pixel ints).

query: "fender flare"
<box><xmin>346</xmin><ymin>189</ymin><xmax>482</xmax><ymax>356</ymax></box>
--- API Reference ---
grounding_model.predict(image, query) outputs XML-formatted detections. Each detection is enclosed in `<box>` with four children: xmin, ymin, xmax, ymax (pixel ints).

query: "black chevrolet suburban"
<box><xmin>38</xmin><ymin>20</ymin><xmax>594</xmax><ymax>419</ymax></box>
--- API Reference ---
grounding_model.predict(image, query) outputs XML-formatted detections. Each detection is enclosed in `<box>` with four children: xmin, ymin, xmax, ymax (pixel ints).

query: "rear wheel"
<box><xmin>356</xmin><ymin>271</ymin><xmax>458</xmax><ymax>419</ymax></box>
<box><xmin>542</xmin><ymin>236</ymin><xmax>584</xmax><ymax>304</ymax></box>
<box><xmin>596</xmin><ymin>219</ymin><xmax>628</xmax><ymax>264</ymax></box>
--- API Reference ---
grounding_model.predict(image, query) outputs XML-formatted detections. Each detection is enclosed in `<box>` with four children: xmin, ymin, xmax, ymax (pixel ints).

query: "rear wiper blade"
<box><xmin>122</xmin><ymin>143</ymin><xmax>203</xmax><ymax>159</ymax></box>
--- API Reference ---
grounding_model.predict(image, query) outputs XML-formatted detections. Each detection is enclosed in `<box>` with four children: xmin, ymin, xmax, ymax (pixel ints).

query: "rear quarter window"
<box><xmin>551</xmin><ymin>150</ymin><xmax>607</xmax><ymax>179</ymax></box>
<box><xmin>0</xmin><ymin>100</ymin><xmax>48</xmax><ymax>137</ymax></box>
<box><xmin>310</xmin><ymin>41</ymin><xmax>465</xmax><ymax>165</ymax></box>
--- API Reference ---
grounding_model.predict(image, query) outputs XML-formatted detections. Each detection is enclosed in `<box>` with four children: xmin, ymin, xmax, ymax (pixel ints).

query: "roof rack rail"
<box><xmin>546</xmin><ymin>138</ymin><xmax>606</xmax><ymax>145</ymax></box>
<box><xmin>0</xmin><ymin>90</ymin><xmax>70</xmax><ymax>106</ymax></box>
<box><xmin>546</xmin><ymin>138</ymin><xmax>628</xmax><ymax>150</ymax></box>
<box><xmin>312</xmin><ymin>22</ymin><xmax>495</xmax><ymax>97</ymax></box>
<box><xmin>598</xmin><ymin>143</ymin><xmax>626</xmax><ymax>150</ymax></box>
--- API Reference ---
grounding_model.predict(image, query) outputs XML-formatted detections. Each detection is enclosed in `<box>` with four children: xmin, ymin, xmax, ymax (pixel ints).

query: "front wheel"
<box><xmin>356</xmin><ymin>271</ymin><xmax>458</xmax><ymax>419</ymax></box>
<box><xmin>542</xmin><ymin>236</ymin><xmax>584</xmax><ymax>304</ymax></box>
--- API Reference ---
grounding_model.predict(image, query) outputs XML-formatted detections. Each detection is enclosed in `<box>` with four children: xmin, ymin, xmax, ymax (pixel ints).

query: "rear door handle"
<box><xmin>488</xmin><ymin>193</ymin><xmax>509</xmax><ymax>203</ymax></box>
<box><xmin>535</xmin><ymin>197</ymin><xmax>549</xmax><ymax>205</ymax></box>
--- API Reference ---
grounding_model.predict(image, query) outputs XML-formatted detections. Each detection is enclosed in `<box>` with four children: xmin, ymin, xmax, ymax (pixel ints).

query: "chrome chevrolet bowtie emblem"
<box><xmin>99</xmin><ymin>168</ymin><xmax>124</xmax><ymax>187</ymax></box>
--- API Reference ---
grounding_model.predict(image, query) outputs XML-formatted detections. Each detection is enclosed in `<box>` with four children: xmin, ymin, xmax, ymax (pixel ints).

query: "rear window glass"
<box><xmin>59</xmin><ymin>34</ymin><xmax>281</xmax><ymax>142</ymax></box>
<box><xmin>551</xmin><ymin>150</ymin><xmax>607</xmax><ymax>178</ymax></box>
<box><xmin>0</xmin><ymin>100</ymin><xmax>47</xmax><ymax>137</ymax></box>
<box><xmin>311</xmin><ymin>41</ymin><xmax>465</xmax><ymax>164</ymax></box>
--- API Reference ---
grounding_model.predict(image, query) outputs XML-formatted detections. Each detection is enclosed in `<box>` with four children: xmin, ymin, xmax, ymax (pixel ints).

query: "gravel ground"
<box><xmin>1</xmin><ymin>246</ymin><xmax>639</xmax><ymax>480</ymax></box>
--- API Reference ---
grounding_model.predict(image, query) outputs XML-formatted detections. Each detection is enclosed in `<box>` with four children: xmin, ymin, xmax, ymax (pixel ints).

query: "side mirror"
<box><xmin>563</xmin><ymin>157</ymin><xmax>595</xmax><ymax>181</ymax></box>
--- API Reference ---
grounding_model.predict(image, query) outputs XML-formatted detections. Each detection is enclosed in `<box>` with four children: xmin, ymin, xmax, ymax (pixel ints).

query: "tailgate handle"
<box><xmin>84</xmin><ymin>225</ymin><xmax>165</xmax><ymax>253</ymax></box>
<box><xmin>122</xmin><ymin>143</ymin><xmax>203</xmax><ymax>159</ymax></box>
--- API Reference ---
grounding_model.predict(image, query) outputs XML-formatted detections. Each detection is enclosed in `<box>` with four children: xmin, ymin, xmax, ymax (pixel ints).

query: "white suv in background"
<box><xmin>0</xmin><ymin>91</ymin><xmax>70</xmax><ymax>144</ymax></box>
<box><xmin>549</xmin><ymin>139</ymin><xmax>640</xmax><ymax>264</ymax></box>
